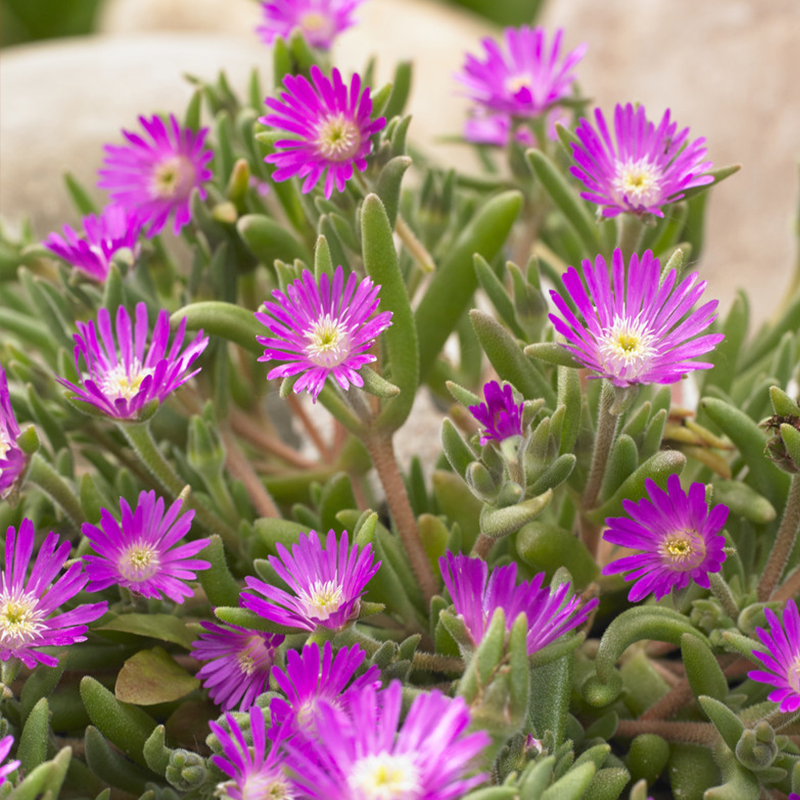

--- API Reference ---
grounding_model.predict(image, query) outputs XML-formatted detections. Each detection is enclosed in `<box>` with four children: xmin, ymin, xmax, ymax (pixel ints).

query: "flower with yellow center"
<box><xmin>305</xmin><ymin>314</ymin><xmax>350</xmax><ymax>367</ymax></box>
<box><xmin>99</xmin><ymin>360</ymin><xmax>156</xmax><ymax>403</ymax></box>
<box><xmin>612</xmin><ymin>158</ymin><xmax>663</xmax><ymax>210</ymax></box>
<box><xmin>297</xmin><ymin>579</ymin><xmax>346</xmax><ymax>622</ymax></box>
<box><xmin>0</xmin><ymin>592</ymin><xmax>45</xmax><ymax>649</ymax></box>
<box><xmin>349</xmin><ymin>752</ymin><xmax>422</xmax><ymax>800</ymax></box>
<box><xmin>118</xmin><ymin>543</ymin><xmax>161</xmax><ymax>583</ymax></box>
<box><xmin>596</xmin><ymin>316</ymin><xmax>658</xmax><ymax>382</ymax></box>
<box><xmin>149</xmin><ymin>155</ymin><xmax>197</xmax><ymax>201</ymax></box>
<box><xmin>315</xmin><ymin>114</ymin><xmax>362</xmax><ymax>162</ymax></box>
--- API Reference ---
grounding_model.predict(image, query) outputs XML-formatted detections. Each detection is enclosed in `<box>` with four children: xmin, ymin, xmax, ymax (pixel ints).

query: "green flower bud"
<box><xmin>735</xmin><ymin>726</ymin><xmax>778</xmax><ymax>771</ymax></box>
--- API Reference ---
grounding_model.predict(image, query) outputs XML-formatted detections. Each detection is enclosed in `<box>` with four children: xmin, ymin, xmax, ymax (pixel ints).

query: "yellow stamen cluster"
<box><xmin>315</xmin><ymin>114</ymin><xmax>361</xmax><ymax>161</ymax></box>
<box><xmin>349</xmin><ymin>752</ymin><xmax>422</xmax><ymax>800</ymax></box>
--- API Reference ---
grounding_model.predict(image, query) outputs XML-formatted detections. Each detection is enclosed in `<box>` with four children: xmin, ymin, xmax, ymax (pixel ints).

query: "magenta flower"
<box><xmin>463</xmin><ymin>111</ymin><xmax>534</xmax><ymax>148</ymax></box>
<box><xmin>257</xmin><ymin>0</ymin><xmax>364</xmax><ymax>49</ymax></box>
<box><xmin>209</xmin><ymin>704</ymin><xmax>293</xmax><ymax>800</ymax></box>
<box><xmin>0</xmin><ymin>736</ymin><xmax>19</xmax><ymax>786</ymax></box>
<box><xmin>270</xmin><ymin>641</ymin><xmax>380</xmax><ymax>732</ymax></box>
<box><xmin>549</xmin><ymin>249</ymin><xmax>723</xmax><ymax>387</ymax></box>
<box><xmin>749</xmin><ymin>600</ymin><xmax>800</xmax><ymax>714</ymax></box>
<box><xmin>82</xmin><ymin>490</ymin><xmax>211</xmax><ymax>603</ymax></box>
<box><xmin>0</xmin><ymin>519</ymin><xmax>107</xmax><ymax>669</ymax></box>
<box><xmin>457</xmin><ymin>26</ymin><xmax>586</xmax><ymax>119</ymax></box>
<box><xmin>56</xmin><ymin>302</ymin><xmax>209</xmax><ymax>421</ymax></box>
<box><xmin>98</xmin><ymin>114</ymin><xmax>213</xmax><ymax>236</ymax></box>
<box><xmin>242</xmin><ymin>529</ymin><xmax>380</xmax><ymax>632</ymax></box>
<box><xmin>260</xmin><ymin>66</ymin><xmax>385</xmax><ymax>198</ymax></box>
<box><xmin>469</xmin><ymin>380</ymin><xmax>524</xmax><ymax>446</ymax></box>
<box><xmin>192</xmin><ymin>622</ymin><xmax>283</xmax><ymax>711</ymax></box>
<box><xmin>602</xmin><ymin>475</ymin><xmax>728</xmax><ymax>602</ymax></box>
<box><xmin>440</xmin><ymin>552</ymin><xmax>596</xmax><ymax>656</ymax></box>
<box><xmin>570</xmin><ymin>103</ymin><xmax>713</xmax><ymax>217</ymax></box>
<box><xmin>285</xmin><ymin>681</ymin><xmax>490</xmax><ymax>800</ymax></box>
<box><xmin>0</xmin><ymin>366</ymin><xmax>25</xmax><ymax>500</ymax></box>
<box><xmin>43</xmin><ymin>204</ymin><xmax>143</xmax><ymax>282</ymax></box>
<box><xmin>255</xmin><ymin>265</ymin><xmax>392</xmax><ymax>401</ymax></box>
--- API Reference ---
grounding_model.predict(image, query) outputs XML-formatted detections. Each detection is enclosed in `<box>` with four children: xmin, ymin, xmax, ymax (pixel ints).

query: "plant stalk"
<box><xmin>396</xmin><ymin>215</ymin><xmax>436</xmax><ymax>273</ymax></box>
<box><xmin>26</xmin><ymin>454</ymin><xmax>84</xmax><ymax>527</ymax></box>
<box><xmin>758</xmin><ymin>473</ymin><xmax>800</xmax><ymax>601</ymax></box>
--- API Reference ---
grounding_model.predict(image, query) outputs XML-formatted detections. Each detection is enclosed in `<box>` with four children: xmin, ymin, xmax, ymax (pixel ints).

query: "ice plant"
<box><xmin>191</xmin><ymin>621</ymin><xmax>284</xmax><ymax>711</ymax></box>
<box><xmin>270</xmin><ymin>641</ymin><xmax>380</xmax><ymax>731</ymax></box>
<box><xmin>43</xmin><ymin>204</ymin><xmax>143</xmax><ymax>282</ymax></box>
<box><xmin>98</xmin><ymin>114</ymin><xmax>213</xmax><ymax>236</ymax></box>
<box><xmin>209</xmin><ymin>704</ymin><xmax>293</xmax><ymax>800</ymax></box>
<box><xmin>0</xmin><ymin>366</ymin><xmax>25</xmax><ymax>499</ymax></box>
<box><xmin>255</xmin><ymin>265</ymin><xmax>393</xmax><ymax>401</ymax></box>
<box><xmin>570</xmin><ymin>103</ymin><xmax>714</xmax><ymax>217</ymax></box>
<box><xmin>285</xmin><ymin>681</ymin><xmax>490</xmax><ymax>800</ymax></box>
<box><xmin>602</xmin><ymin>475</ymin><xmax>728</xmax><ymax>602</ymax></box>
<box><xmin>56</xmin><ymin>302</ymin><xmax>209</xmax><ymax>421</ymax></box>
<box><xmin>0</xmin><ymin>736</ymin><xmax>19</xmax><ymax>786</ymax></box>
<box><xmin>749</xmin><ymin>599</ymin><xmax>800</xmax><ymax>713</ymax></box>
<box><xmin>256</xmin><ymin>0</ymin><xmax>364</xmax><ymax>49</ymax></box>
<box><xmin>457</xmin><ymin>26</ymin><xmax>586</xmax><ymax>119</ymax></box>
<box><xmin>469</xmin><ymin>380</ymin><xmax>524</xmax><ymax>445</ymax></box>
<box><xmin>440</xmin><ymin>552</ymin><xmax>596</xmax><ymax>656</ymax></box>
<box><xmin>242</xmin><ymin>529</ymin><xmax>379</xmax><ymax>632</ymax></box>
<box><xmin>260</xmin><ymin>66</ymin><xmax>385</xmax><ymax>198</ymax></box>
<box><xmin>549</xmin><ymin>248</ymin><xmax>723</xmax><ymax>387</ymax></box>
<box><xmin>81</xmin><ymin>490</ymin><xmax>211</xmax><ymax>603</ymax></box>
<box><xmin>0</xmin><ymin>519</ymin><xmax>107</xmax><ymax>668</ymax></box>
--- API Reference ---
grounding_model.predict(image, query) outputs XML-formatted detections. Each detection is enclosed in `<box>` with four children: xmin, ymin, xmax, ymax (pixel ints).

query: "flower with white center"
<box><xmin>242</xmin><ymin>529</ymin><xmax>379</xmax><ymax>632</ymax></box>
<box><xmin>549</xmin><ymin>248</ymin><xmax>724</xmax><ymax>387</ymax></box>
<box><xmin>0</xmin><ymin>735</ymin><xmax>20</xmax><ymax>786</ymax></box>
<box><xmin>256</xmin><ymin>0</ymin><xmax>365</xmax><ymax>50</ymax></box>
<box><xmin>0</xmin><ymin>365</ymin><xmax>25</xmax><ymax>499</ymax></box>
<box><xmin>0</xmin><ymin>519</ymin><xmax>106</xmax><ymax>669</ymax></box>
<box><xmin>82</xmin><ymin>490</ymin><xmax>210</xmax><ymax>603</ymax></box>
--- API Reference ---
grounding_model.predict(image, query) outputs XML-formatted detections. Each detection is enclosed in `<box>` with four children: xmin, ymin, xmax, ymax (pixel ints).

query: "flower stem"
<box><xmin>411</xmin><ymin>652</ymin><xmax>464</xmax><ymax>675</ymax></box>
<box><xmin>26</xmin><ymin>454</ymin><xmax>84</xmax><ymax>527</ymax></box>
<box><xmin>396</xmin><ymin>215</ymin><xmax>435</xmax><ymax>273</ymax></box>
<box><xmin>219</xmin><ymin>427</ymin><xmax>279</xmax><ymax>518</ymax></box>
<box><xmin>615</xmin><ymin>719</ymin><xmax>716</xmax><ymax>745</ymax></box>
<box><xmin>758</xmin><ymin>473</ymin><xmax>800</xmax><ymax>601</ymax></box>
<box><xmin>617</xmin><ymin>213</ymin><xmax>644</xmax><ymax>259</ymax></box>
<box><xmin>366</xmin><ymin>433</ymin><xmax>439</xmax><ymax>603</ymax></box>
<box><xmin>471</xmin><ymin>533</ymin><xmax>495</xmax><ymax>560</ymax></box>
<box><xmin>120</xmin><ymin>422</ymin><xmax>240</xmax><ymax>550</ymax></box>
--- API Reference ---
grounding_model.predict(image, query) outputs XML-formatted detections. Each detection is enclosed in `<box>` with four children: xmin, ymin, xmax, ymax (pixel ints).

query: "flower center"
<box><xmin>612</xmin><ymin>158</ymin><xmax>663</xmax><ymax>209</ymax></box>
<box><xmin>150</xmin><ymin>155</ymin><xmax>196</xmax><ymax>201</ymax></box>
<box><xmin>658</xmin><ymin>529</ymin><xmax>706</xmax><ymax>571</ymax></box>
<box><xmin>236</xmin><ymin>635</ymin><xmax>273</xmax><ymax>677</ymax></box>
<box><xmin>305</xmin><ymin>314</ymin><xmax>350</xmax><ymax>368</ymax></box>
<box><xmin>315</xmin><ymin>114</ymin><xmax>362</xmax><ymax>161</ymax></box>
<box><xmin>118</xmin><ymin>543</ymin><xmax>161</xmax><ymax>583</ymax></box>
<box><xmin>217</xmin><ymin>774</ymin><xmax>294</xmax><ymax>800</ymax></box>
<box><xmin>301</xmin><ymin>10</ymin><xmax>328</xmax><ymax>32</ymax></box>
<box><xmin>99</xmin><ymin>361</ymin><xmax>155</xmax><ymax>402</ymax></box>
<box><xmin>0</xmin><ymin>591</ymin><xmax>45</xmax><ymax>648</ymax></box>
<box><xmin>0</xmin><ymin>429</ymin><xmax>12</xmax><ymax>461</ymax></box>
<box><xmin>348</xmin><ymin>752</ymin><xmax>422</xmax><ymax>800</ymax></box>
<box><xmin>297</xmin><ymin>579</ymin><xmax>345</xmax><ymax>621</ymax></box>
<box><xmin>597</xmin><ymin>316</ymin><xmax>658</xmax><ymax>382</ymax></box>
<box><xmin>504</xmin><ymin>74</ymin><xmax>532</xmax><ymax>97</ymax></box>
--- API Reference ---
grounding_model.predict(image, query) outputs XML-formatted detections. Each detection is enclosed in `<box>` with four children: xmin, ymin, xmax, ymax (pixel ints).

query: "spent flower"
<box><xmin>0</xmin><ymin>366</ymin><xmax>25</xmax><ymax>499</ymax></box>
<box><xmin>57</xmin><ymin>302</ymin><xmax>209</xmax><ymax>421</ymax></box>
<box><xmin>469</xmin><ymin>380</ymin><xmax>524</xmax><ymax>445</ymax></box>
<box><xmin>255</xmin><ymin>265</ymin><xmax>393</xmax><ymax>401</ymax></box>
<box><xmin>261</xmin><ymin>66</ymin><xmax>385</xmax><ymax>198</ymax></box>
<box><xmin>43</xmin><ymin>204</ymin><xmax>143</xmax><ymax>282</ymax></box>
<box><xmin>570</xmin><ymin>103</ymin><xmax>713</xmax><ymax>217</ymax></box>
<box><xmin>98</xmin><ymin>114</ymin><xmax>213</xmax><ymax>236</ymax></box>
<box><xmin>749</xmin><ymin>599</ymin><xmax>800</xmax><ymax>714</ymax></box>
<box><xmin>242</xmin><ymin>529</ymin><xmax>380</xmax><ymax>632</ymax></box>
<box><xmin>457</xmin><ymin>26</ymin><xmax>586</xmax><ymax>119</ymax></box>
<box><xmin>602</xmin><ymin>474</ymin><xmax>728</xmax><ymax>602</ymax></box>
<box><xmin>257</xmin><ymin>0</ymin><xmax>364</xmax><ymax>49</ymax></box>
<box><xmin>549</xmin><ymin>248</ymin><xmax>723</xmax><ymax>387</ymax></box>
<box><xmin>192</xmin><ymin>622</ymin><xmax>284</xmax><ymax>711</ymax></box>
<box><xmin>0</xmin><ymin>519</ymin><xmax>107</xmax><ymax>668</ymax></box>
<box><xmin>82</xmin><ymin>490</ymin><xmax>211</xmax><ymax>603</ymax></box>
<box><xmin>440</xmin><ymin>552</ymin><xmax>596</xmax><ymax>656</ymax></box>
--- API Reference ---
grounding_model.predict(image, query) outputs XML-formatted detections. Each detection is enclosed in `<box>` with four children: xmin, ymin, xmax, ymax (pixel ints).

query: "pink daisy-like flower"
<box><xmin>440</xmin><ymin>552</ymin><xmax>596</xmax><ymax>657</ymax></box>
<box><xmin>257</xmin><ymin>0</ymin><xmax>364</xmax><ymax>50</ymax></box>
<box><xmin>0</xmin><ymin>735</ymin><xmax>19</xmax><ymax>786</ymax></box>
<box><xmin>469</xmin><ymin>380</ymin><xmax>524</xmax><ymax>446</ymax></box>
<box><xmin>260</xmin><ymin>66</ymin><xmax>385</xmax><ymax>198</ymax></box>
<box><xmin>570</xmin><ymin>103</ymin><xmax>713</xmax><ymax>218</ymax></box>
<box><xmin>242</xmin><ymin>529</ymin><xmax>380</xmax><ymax>632</ymax></box>
<box><xmin>255</xmin><ymin>265</ymin><xmax>393</xmax><ymax>402</ymax></box>
<box><xmin>56</xmin><ymin>302</ymin><xmax>209</xmax><ymax>421</ymax></box>
<box><xmin>749</xmin><ymin>600</ymin><xmax>800</xmax><ymax>714</ymax></box>
<box><xmin>0</xmin><ymin>366</ymin><xmax>25</xmax><ymax>500</ymax></box>
<box><xmin>285</xmin><ymin>681</ymin><xmax>490</xmax><ymax>800</ymax></box>
<box><xmin>0</xmin><ymin>519</ymin><xmax>107</xmax><ymax>669</ymax></box>
<box><xmin>457</xmin><ymin>26</ymin><xmax>586</xmax><ymax>120</ymax></box>
<box><xmin>98</xmin><ymin>114</ymin><xmax>213</xmax><ymax>236</ymax></box>
<box><xmin>82</xmin><ymin>490</ymin><xmax>211</xmax><ymax>603</ymax></box>
<box><xmin>43</xmin><ymin>204</ymin><xmax>143</xmax><ymax>282</ymax></box>
<box><xmin>209</xmin><ymin>705</ymin><xmax>293</xmax><ymax>800</ymax></box>
<box><xmin>602</xmin><ymin>475</ymin><xmax>728</xmax><ymax>602</ymax></box>
<box><xmin>270</xmin><ymin>641</ymin><xmax>380</xmax><ymax>733</ymax></box>
<box><xmin>549</xmin><ymin>249</ymin><xmax>724</xmax><ymax>387</ymax></box>
<box><xmin>192</xmin><ymin>622</ymin><xmax>284</xmax><ymax>711</ymax></box>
